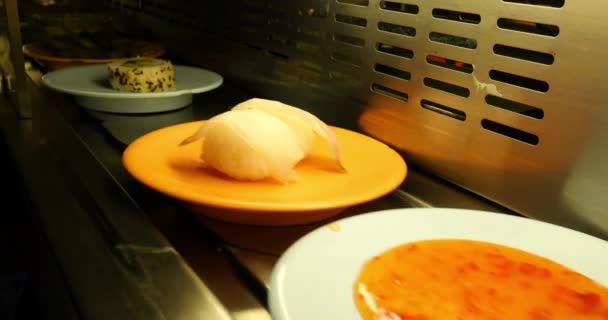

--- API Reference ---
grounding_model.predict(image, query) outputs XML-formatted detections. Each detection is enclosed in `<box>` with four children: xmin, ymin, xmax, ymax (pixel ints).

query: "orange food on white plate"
<box><xmin>354</xmin><ymin>239</ymin><xmax>608</xmax><ymax>320</ymax></box>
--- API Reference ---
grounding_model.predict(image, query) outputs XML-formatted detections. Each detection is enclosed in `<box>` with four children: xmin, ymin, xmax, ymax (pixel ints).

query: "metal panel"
<box><xmin>111</xmin><ymin>0</ymin><xmax>608</xmax><ymax>239</ymax></box>
<box><xmin>3</xmin><ymin>0</ymin><xmax>32</xmax><ymax>118</ymax></box>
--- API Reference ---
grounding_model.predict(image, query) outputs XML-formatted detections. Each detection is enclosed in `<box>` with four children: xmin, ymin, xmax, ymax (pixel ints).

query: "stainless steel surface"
<box><xmin>5</xmin><ymin>0</ymin><xmax>606</xmax><ymax>318</ymax></box>
<box><xmin>109</xmin><ymin>0</ymin><xmax>608</xmax><ymax>240</ymax></box>
<box><xmin>40</xmin><ymin>84</ymin><xmax>273</xmax><ymax>320</ymax></box>
<box><xmin>0</xmin><ymin>88</ymin><xmax>234</xmax><ymax>319</ymax></box>
<box><xmin>2</xmin><ymin>72</ymin><xmax>513</xmax><ymax>319</ymax></box>
<box><xmin>3</xmin><ymin>0</ymin><xmax>32</xmax><ymax>118</ymax></box>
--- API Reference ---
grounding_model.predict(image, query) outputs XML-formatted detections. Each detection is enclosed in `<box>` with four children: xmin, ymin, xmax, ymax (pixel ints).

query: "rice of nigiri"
<box><xmin>179</xmin><ymin>98</ymin><xmax>345</xmax><ymax>183</ymax></box>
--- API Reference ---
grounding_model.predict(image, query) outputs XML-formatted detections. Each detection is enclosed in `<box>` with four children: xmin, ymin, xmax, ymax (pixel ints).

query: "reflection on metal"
<box><xmin>111</xmin><ymin>2</ymin><xmax>608</xmax><ymax>237</ymax></box>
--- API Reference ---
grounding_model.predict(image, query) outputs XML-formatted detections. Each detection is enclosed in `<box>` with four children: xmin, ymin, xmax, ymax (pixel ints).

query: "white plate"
<box><xmin>41</xmin><ymin>64</ymin><xmax>223</xmax><ymax>114</ymax></box>
<box><xmin>268</xmin><ymin>208</ymin><xmax>608</xmax><ymax>320</ymax></box>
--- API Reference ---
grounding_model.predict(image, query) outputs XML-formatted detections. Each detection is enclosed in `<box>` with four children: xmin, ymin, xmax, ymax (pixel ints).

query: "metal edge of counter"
<box><xmin>4</xmin><ymin>77</ymin><xmax>523</xmax><ymax>320</ymax></box>
<box><xmin>0</xmin><ymin>90</ymin><xmax>235</xmax><ymax>319</ymax></box>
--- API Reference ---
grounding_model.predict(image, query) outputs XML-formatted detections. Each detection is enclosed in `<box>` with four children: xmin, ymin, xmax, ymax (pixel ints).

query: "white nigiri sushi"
<box><xmin>179</xmin><ymin>98</ymin><xmax>346</xmax><ymax>183</ymax></box>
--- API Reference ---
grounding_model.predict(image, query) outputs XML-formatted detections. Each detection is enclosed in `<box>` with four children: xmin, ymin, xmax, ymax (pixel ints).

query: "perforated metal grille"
<box><xmin>111</xmin><ymin>0</ymin><xmax>608</xmax><ymax>236</ymax></box>
<box><xmin>110</xmin><ymin>0</ymin><xmax>566</xmax><ymax>143</ymax></box>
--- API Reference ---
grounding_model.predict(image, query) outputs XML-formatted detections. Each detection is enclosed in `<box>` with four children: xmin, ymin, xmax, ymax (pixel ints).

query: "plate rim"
<box><xmin>41</xmin><ymin>64</ymin><xmax>224</xmax><ymax>98</ymax></box>
<box><xmin>268</xmin><ymin>207</ymin><xmax>608</xmax><ymax>320</ymax></box>
<box><xmin>121</xmin><ymin>120</ymin><xmax>408</xmax><ymax>212</ymax></box>
<box><xmin>23</xmin><ymin>41</ymin><xmax>166</xmax><ymax>63</ymax></box>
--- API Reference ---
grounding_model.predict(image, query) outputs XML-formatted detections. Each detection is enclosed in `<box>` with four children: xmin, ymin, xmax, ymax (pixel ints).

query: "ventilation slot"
<box><xmin>243</xmin><ymin>0</ymin><xmax>266</xmax><ymax>8</ymax></box>
<box><xmin>298</xmin><ymin>68</ymin><xmax>322</xmax><ymax>87</ymax></box>
<box><xmin>432</xmin><ymin>9</ymin><xmax>481</xmax><ymax>24</ymax></box>
<box><xmin>485</xmin><ymin>95</ymin><xmax>544</xmax><ymax>119</ymax></box>
<box><xmin>241</xmin><ymin>12</ymin><xmax>265</xmax><ymax>24</ymax></box>
<box><xmin>268</xmin><ymin>3</ymin><xmax>288</xmax><ymax>13</ymax></box>
<box><xmin>268</xmin><ymin>12</ymin><xmax>290</xmax><ymax>26</ymax></box>
<box><xmin>426</xmin><ymin>55</ymin><xmax>474</xmax><ymax>73</ymax></box>
<box><xmin>378</xmin><ymin>22</ymin><xmax>416</xmax><ymax>37</ymax></box>
<box><xmin>502</xmin><ymin>0</ymin><xmax>564</xmax><ymax>8</ymax></box>
<box><xmin>268</xmin><ymin>34</ymin><xmax>290</xmax><ymax>45</ymax></box>
<box><xmin>423</xmin><ymin>77</ymin><xmax>470</xmax><ymax>98</ymax></box>
<box><xmin>336</xmin><ymin>13</ymin><xmax>367</xmax><ymax>27</ymax></box>
<box><xmin>333</xmin><ymin>33</ymin><xmax>365</xmax><ymax>47</ymax></box>
<box><xmin>237</xmin><ymin>25</ymin><xmax>258</xmax><ymax>35</ymax></box>
<box><xmin>482</xmin><ymin>119</ymin><xmax>539</xmax><ymax>145</ymax></box>
<box><xmin>299</xmin><ymin>61</ymin><xmax>323</xmax><ymax>72</ymax></box>
<box><xmin>298</xmin><ymin>7</ymin><xmax>328</xmax><ymax>18</ymax></box>
<box><xmin>377</xmin><ymin>43</ymin><xmax>414</xmax><ymax>59</ymax></box>
<box><xmin>497</xmin><ymin>18</ymin><xmax>560</xmax><ymax>37</ymax></box>
<box><xmin>331</xmin><ymin>51</ymin><xmax>362</xmax><ymax>66</ymax></box>
<box><xmin>337</xmin><ymin>0</ymin><xmax>369</xmax><ymax>6</ymax></box>
<box><xmin>371</xmin><ymin>83</ymin><xmax>408</xmax><ymax>101</ymax></box>
<box><xmin>421</xmin><ymin>99</ymin><xmax>466</xmax><ymax>121</ymax></box>
<box><xmin>380</xmin><ymin>1</ymin><xmax>419</xmax><ymax>14</ymax></box>
<box><xmin>489</xmin><ymin>70</ymin><xmax>549</xmax><ymax>92</ymax></box>
<box><xmin>297</xmin><ymin>25</ymin><xmax>322</xmax><ymax>37</ymax></box>
<box><xmin>267</xmin><ymin>50</ymin><xmax>289</xmax><ymax>60</ymax></box>
<box><xmin>224</xmin><ymin>34</ymin><xmax>239</xmax><ymax>42</ymax></box>
<box><xmin>244</xmin><ymin>43</ymin><xmax>263</xmax><ymax>50</ymax></box>
<box><xmin>296</xmin><ymin>41</ymin><xmax>321</xmax><ymax>55</ymax></box>
<box><xmin>330</xmin><ymin>71</ymin><xmax>363</xmax><ymax>88</ymax></box>
<box><xmin>374</xmin><ymin>64</ymin><xmax>411</xmax><ymax>81</ymax></box>
<box><xmin>429</xmin><ymin>32</ymin><xmax>477</xmax><ymax>49</ymax></box>
<box><xmin>493</xmin><ymin>44</ymin><xmax>554</xmax><ymax>65</ymax></box>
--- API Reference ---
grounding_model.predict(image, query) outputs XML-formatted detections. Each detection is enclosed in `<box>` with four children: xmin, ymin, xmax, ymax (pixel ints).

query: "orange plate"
<box><xmin>122</xmin><ymin>121</ymin><xmax>407</xmax><ymax>226</ymax></box>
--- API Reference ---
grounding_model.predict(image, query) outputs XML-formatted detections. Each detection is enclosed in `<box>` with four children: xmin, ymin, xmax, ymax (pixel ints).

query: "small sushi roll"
<box><xmin>107</xmin><ymin>58</ymin><xmax>175</xmax><ymax>93</ymax></box>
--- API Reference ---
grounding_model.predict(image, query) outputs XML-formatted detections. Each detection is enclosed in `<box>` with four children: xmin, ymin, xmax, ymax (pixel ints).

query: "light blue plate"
<box><xmin>42</xmin><ymin>64</ymin><xmax>223</xmax><ymax>114</ymax></box>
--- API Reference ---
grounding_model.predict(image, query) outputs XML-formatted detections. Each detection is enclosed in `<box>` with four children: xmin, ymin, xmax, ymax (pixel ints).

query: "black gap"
<box><xmin>432</xmin><ymin>8</ymin><xmax>481</xmax><ymax>24</ymax></box>
<box><xmin>337</xmin><ymin>0</ymin><xmax>369</xmax><ymax>6</ymax></box>
<box><xmin>421</xmin><ymin>99</ymin><xmax>466</xmax><ymax>121</ymax></box>
<box><xmin>268</xmin><ymin>3</ymin><xmax>289</xmax><ymax>13</ymax></box>
<box><xmin>485</xmin><ymin>95</ymin><xmax>544</xmax><ymax>119</ymax></box>
<box><xmin>378</xmin><ymin>22</ymin><xmax>416</xmax><ymax>37</ymax></box>
<box><xmin>224</xmin><ymin>33</ymin><xmax>239</xmax><ymax>42</ymax></box>
<box><xmin>335</xmin><ymin>14</ymin><xmax>368</xmax><ymax>27</ymax></box>
<box><xmin>268</xmin><ymin>34</ymin><xmax>290</xmax><ymax>45</ymax></box>
<box><xmin>237</xmin><ymin>25</ymin><xmax>258</xmax><ymax>34</ymax></box>
<box><xmin>502</xmin><ymin>0</ymin><xmax>564</xmax><ymax>8</ymax></box>
<box><xmin>423</xmin><ymin>77</ymin><xmax>470</xmax><ymax>97</ymax></box>
<box><xmin>333</xmin><ymin>33</ymin><xmax>365</xmax><ymax>47</ymax></box>
<box><xmin>497</xmin><ymin>18</ymin><xmax>560</xmax><ymax>37</ymax></box>
<box><xmin>241</xmin><ymin>12</ymin><xmax>266</xmax><ymax>24</ymax></box>
<box><xmin>374</xmin><ymin>64</ymin><xmax>411</xmax><ymax>81</ymax></box>
<box><xmin>267</xmin><ymin>50</ymin><xmax>289</xmax><ymax>60</ymax></box>
<box><xmin>380</xmin><ymin>1</ymin><xmax>419</xmax><ymax>14</ymax></box>
<box><xmin>489</xmin><ymin>70</ymin><xmax>549</xmax><ymax>92</ymax></box>
<box><xmin>243</xmin><ymin>0</ymin><xmax>267</xmax><ymax>8</ymax></box>
<box><xmin>481</xmin><ymin>119</ymin><xmax>539</xmax><ymax>145</ymax></box>
<box><xmin>493</xmin><ymin>44</ymin><xmax>554</xmax><ymax>65</ymax></box>
<box><xmin>268</xmin><ymin>15</ymin><xmax>291</xmax><ymax>26</ymax></box>
<box><xmin>426</xmin><ymin>55</ymin><xmax>474</xmax><ymax>73</ymax></box>
<box><xmin>331</xmin><ymin>51</ymin><xmax>362</xmax><ymax>66</ymax></box>
<box><xmin>371</xmin><ymin>83</ymin><xmax>408</xmax><ymax>101</ymax></box>
<box><xmin>244</xmin><ymin>42</ymin><xmax>263</xmax><ymax>50</ymax></box>
<box><xmin>377</xmin><ymin>43</ymin><xmax>414</xmax><ymax>59</ymax></box>
<box><xmin>429</xmin><ymin>32</ymin><xmax>477</xmax><ymax>49</ymax></box>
